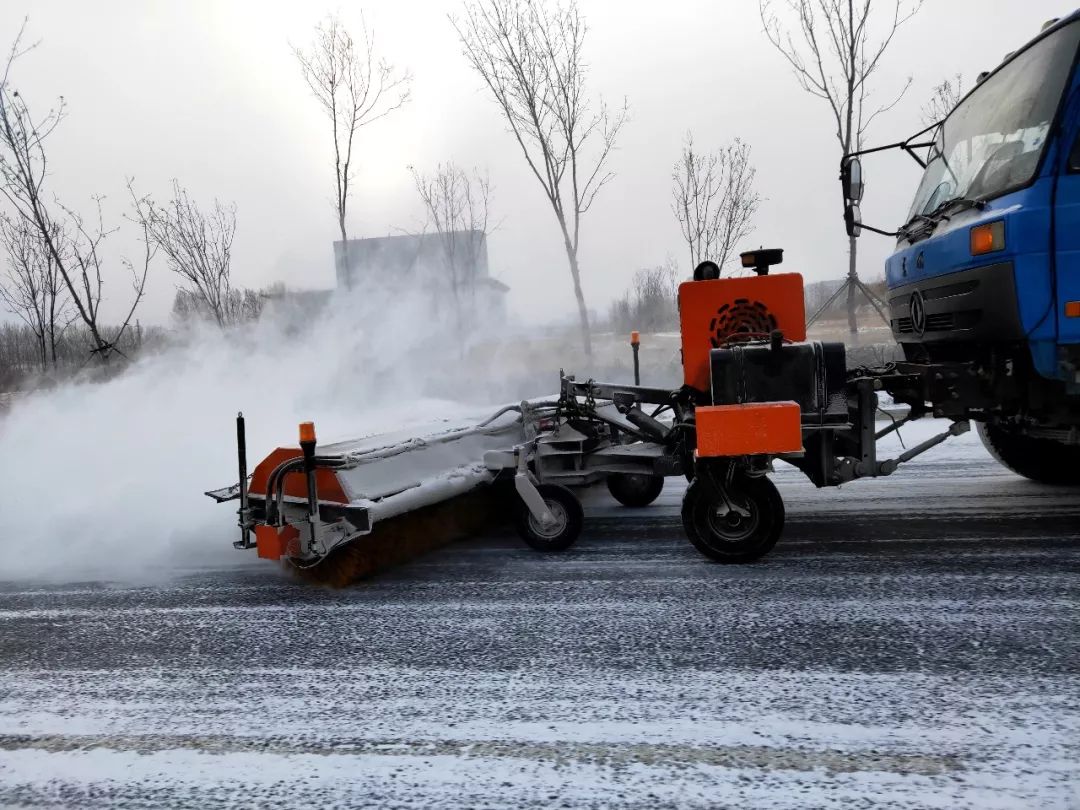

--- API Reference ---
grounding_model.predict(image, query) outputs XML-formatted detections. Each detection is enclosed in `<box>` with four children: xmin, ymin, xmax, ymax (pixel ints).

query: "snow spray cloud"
<box><xmin>0</xmin><ymin>282</ymin><xmax>533</xmax><ymax>583</ymax></box>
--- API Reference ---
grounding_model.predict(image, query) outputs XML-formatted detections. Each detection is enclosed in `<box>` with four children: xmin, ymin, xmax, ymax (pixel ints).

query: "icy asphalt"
<box><xmin>0</xmin><ymin>421</ymin><xmax>1078</xmax><ymax>809</ymax></box>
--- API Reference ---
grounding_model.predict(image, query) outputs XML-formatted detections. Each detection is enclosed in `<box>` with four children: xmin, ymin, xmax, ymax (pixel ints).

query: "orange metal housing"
<box><xmin>695</xmin><ymin>402</ymin><xmax>802</xmax><ymax>457</ymax></box>
<box><xmin>248</xmin><ymin>447</ymin><xmax>349</xmax><ymax>504</ymax></box>
<box><xmin>679</xmin><ymin>273</ymin><xmax>806</xmax><ymax>392</ymax></box>
<box><xmin>255</xmin><ymin>524</ymin><xmax>300</xmax><ymax>560</ymax></box>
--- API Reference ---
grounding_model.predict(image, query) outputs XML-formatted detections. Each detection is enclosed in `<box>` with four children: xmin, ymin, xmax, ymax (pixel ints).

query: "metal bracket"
<box><xmin>513</xmin><ymin>448</ymin><xmax>555</xmax><ymax>526</ymax></box>
<box><xmin>834</xmin><ymin>419</ymin><xmax>970</xmax><ymax>481</ymax></box>
<box><xmin>697</xmin><ymin>461</ymin><xmax>751</xmax><ymax>518</ymax></box>
<box><xmin>875</xmin><ymin>419</ymin><xmax>970</xmax><ymax>476</ymax></box>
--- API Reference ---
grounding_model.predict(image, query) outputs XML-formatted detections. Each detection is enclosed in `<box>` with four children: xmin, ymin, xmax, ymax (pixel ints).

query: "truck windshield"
<box><xmin>907</xmin><ymin>20</ymin><xmax>1080</xmax><ymax>221</ymax></box>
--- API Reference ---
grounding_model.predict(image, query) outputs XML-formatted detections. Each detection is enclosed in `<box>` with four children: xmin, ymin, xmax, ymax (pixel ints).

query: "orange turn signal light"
<box><xmin>630</xmin><ymin>330</ymin><xmax>640</xmax><ymax>346</ymax></box>
<box><xmin>298</xmin><ymin>421</ymin><xmax>316</xmax><ymax>444</ymax></box>
<box><xmin>1065</xmin><ymin>301</ymin><xmax>1080</xmax><ymax>318</ymax></box>
<box><xmin>970</xmin><ymin>221</ymin><xmax>1005</xmax><ymax>255</ymax></box>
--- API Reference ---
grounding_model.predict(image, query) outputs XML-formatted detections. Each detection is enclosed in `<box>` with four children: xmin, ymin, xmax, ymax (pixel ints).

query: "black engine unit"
<box><xmin>709</xmin><ymin>340</ymin><xmax>848</xmax><ymax>425</ymax></box>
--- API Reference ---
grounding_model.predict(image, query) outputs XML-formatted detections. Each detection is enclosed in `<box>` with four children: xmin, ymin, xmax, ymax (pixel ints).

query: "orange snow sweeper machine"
<box><xmin>208</xmin><ymin>249</ymin><xmax>969</xmax><ymax>583</ymax></box>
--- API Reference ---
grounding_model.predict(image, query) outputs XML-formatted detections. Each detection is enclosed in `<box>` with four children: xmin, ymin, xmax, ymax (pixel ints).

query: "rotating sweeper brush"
<box><xmin>207</xmin><ymin>249</ymin><xmax>973</xmax><ymax>583</ymax></box>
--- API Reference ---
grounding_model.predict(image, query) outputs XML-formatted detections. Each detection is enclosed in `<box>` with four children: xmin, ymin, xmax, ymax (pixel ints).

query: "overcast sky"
<box><xmin>0</xmin><ymin>0</ymin><xmax>1074</xmax><ymax>326</ymax></box>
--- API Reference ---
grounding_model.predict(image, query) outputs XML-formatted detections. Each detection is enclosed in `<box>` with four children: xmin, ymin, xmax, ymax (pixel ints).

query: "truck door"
<box><xmin>1054</xmin><ymin>78</ymin><xmax>1080</xmax><ymax>346</ymax></box>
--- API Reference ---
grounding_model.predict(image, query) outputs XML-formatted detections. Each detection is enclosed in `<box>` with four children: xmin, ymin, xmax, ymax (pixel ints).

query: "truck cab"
<box><xmin>843</xmin><ymin>11</ymin><xmax>1080</xmax><ymax>481</ymax></box>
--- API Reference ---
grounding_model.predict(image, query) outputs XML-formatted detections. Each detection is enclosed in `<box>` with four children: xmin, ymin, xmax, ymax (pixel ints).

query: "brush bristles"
<box><xmin>287</xmin><ymin>486</ymin><xmax>508</xmax><ymax>588</ymax></box>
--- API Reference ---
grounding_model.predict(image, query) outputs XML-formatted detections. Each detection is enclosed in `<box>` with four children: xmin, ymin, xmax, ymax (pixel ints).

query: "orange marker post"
<box><xmin>298</xmin><ymin>421</ymin><xmax>319</xmax><ymax>555</ymax></box>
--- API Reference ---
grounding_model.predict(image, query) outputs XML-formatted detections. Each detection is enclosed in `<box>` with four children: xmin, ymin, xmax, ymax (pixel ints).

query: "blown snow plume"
<box><xmin>0</xmin><ymin>282</ymin><xmax>533</xmax><ymax>586</ymax></box>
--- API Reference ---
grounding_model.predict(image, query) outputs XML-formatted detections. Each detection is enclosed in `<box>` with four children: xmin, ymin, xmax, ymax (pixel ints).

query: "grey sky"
<box><xmin>0</xmin><ymin>1</ymin><xmax>1072</xmax><ymax>326</ymax></box>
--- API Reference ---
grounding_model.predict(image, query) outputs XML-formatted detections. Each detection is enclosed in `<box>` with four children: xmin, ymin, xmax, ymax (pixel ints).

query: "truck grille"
<box><xmin>925</xmin><ymin>313</ymin><xmax>955</xmax><ymax>331</ymax></box>
<box><xmin>893</xmin><ymin>312</ymin><xmax>972</xmax><ymax>334</ymax></box>
<box><xmin>887</xmin><ymin>262</ymin><xmax>1019</xmax><ymax>341</ymax></box>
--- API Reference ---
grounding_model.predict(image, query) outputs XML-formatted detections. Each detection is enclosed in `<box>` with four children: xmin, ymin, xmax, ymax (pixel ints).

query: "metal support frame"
<box><xmin>877</xmin><ymin>420</ymin><xmax>970</xmax><ymax>474</ymax></box>
<box><xmin>806</xmin><ymin>276</ymin><xmax>889</xmax><ymax>329</ymax></box>
<box><xmin>513</xmin><ymin>447</ymin><xmax>555</xmax><ymax>526</ymax></box>
<box><xmin>560</xmin><ymin>376</ymin><xmax>676</xmax><ymax>408</ymax></box>
<box><xmin>696</xmin><ymin>459</ymin><xmax>751</xmax><ymax>517</ymax></box>
<box><xmin>855</xmin><ymin>378</ymin><xmax>878</xmax><ymax>477</ymax></box>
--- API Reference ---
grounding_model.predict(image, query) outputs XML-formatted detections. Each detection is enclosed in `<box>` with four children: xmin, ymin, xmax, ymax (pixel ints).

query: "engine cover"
<box><xmin>709</xmin><ymin>341</ymin><xmax>848</xmax><ymax>424</ymax></box>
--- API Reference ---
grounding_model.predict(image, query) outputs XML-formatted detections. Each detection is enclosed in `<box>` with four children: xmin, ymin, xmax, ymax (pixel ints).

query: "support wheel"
<box><xmin>606</xmin><ymin>473</ymin><xmax>665</xmax><ymax>507</ymax></box>
<box><xmin>681</xmin><ymin>474</ymin><xmax>784</xmax><ymax>563</ymax></box>
<box><xmin>515</xmin><ymin>484</ymin><xmax>584</xmax><ymax>552</ymax></box>
<box><xmin>978</xmin><ymin>422</ymin><xmax>1080</xmax><ymax>485</ymax></box>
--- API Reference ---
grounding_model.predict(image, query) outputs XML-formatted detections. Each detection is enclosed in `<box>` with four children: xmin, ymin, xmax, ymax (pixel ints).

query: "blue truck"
<box><xmin>842</xmin><ymin>11</ymin><xmax>1080</xmax><ymax>483</ymax></box>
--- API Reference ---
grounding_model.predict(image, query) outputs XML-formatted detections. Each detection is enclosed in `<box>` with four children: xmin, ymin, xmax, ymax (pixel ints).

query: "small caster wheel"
<box><xmin>681</xmin><ymin>474</ymin><xmax>784</xmax><ymax>563</ymax></box>
<box><xmin>606</xmin><ymin>473</ymin><xmax>665</xmax><ymax>507</ymax></box>
<box><xmin>515</xmin><ymin>484</ymin><xmax>584</xmax><ymax>552</ymax></box>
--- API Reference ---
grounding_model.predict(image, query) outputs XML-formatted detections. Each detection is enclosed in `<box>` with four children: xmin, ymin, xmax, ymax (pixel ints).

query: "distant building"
<box><xmin>333</xmin><ymin>230</ymin><xmax>509</xmax><ymax>322</ymax></box>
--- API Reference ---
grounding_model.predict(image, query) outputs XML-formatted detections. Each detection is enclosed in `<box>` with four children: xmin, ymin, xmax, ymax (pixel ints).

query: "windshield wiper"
<box><xmin>897</xmin><ymin>214</ymin><xmax>934</xmax><ymax>240</ymax></box>
<box><xmin>898</xmin><ymin>196</ymin><xmax>986</xmax><ymax>241</ymax></box>
<box><xmin>929</xmin><ymin>196</ymin><xmax>986</xmax><ymax>219</ymax></box>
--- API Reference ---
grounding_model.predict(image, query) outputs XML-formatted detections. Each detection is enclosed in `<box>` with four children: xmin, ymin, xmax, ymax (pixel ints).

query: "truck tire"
<box><xmin>606</xmin><ymin>473</ymin><xmax>665</xmax><ymax>507</ymax></box>
<box><xmin>515</xmin><ymin>484</ymin><xmax>584</xmax><ymax>552</ymax></box>
<box><xmin>978</xmin><ymin>422</ymin><xmax>1080</xmax><ymax>485</ymax></box>
<box><xmin>681</xmin><ymin>474</ymin><xmax>785</xmax><ymax>563</ymax></box>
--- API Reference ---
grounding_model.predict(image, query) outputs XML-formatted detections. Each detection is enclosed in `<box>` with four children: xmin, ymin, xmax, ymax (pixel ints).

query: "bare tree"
<box><xmin>133</xmin><ymin>180</ymin><xmax>241</xmax><ymax>327</ymax></box>
<box><xmin>409</xmin><ymin>162</ymin><xmax>492</xmax><ymax>336</ymax></box>
<box><xmin>0</xmin><ymin>213</ymin><xmax>70</xmax><ymax>370</ymax></box>
<box><xmin>761</xmin><ymin>0</ymin><xmax>923</xmax><ymax>335</ymax></box>
<box><xmin>0</xmin><ymin>21</ymin><xmax>148</xmax><ymax>362</ymax></box>
<box><xmin>672</xmin><ymin>133</ymin><xmax>760</xmax><ymax>274</ymax></box>
<box><xmin>922</xmin><ymin>74</ymin><xmax>963</xmax><ymax>127</ymax></box>
<box><xmin>0</xmin><ymin>213</ymin><xmax>48</xmax><ymax>371</ymax></box>
<box><xmin>171</xmin><ymin>286</ymin><xmax>263</xmax><ymax>326</ymax></box>
<box><xmin>609</xmin><ymin>257</ymin><xmax>681</xmax><ymax>334</ymax></box>
<box><xmin>453</xmin><ymin>0</ymin><xmax>628</xmax><ymax>357</ymax></box>
<box><xmin>293</xmin><ymin>13</ymin><xmax>412</xmax><ymax>289</ymax></box>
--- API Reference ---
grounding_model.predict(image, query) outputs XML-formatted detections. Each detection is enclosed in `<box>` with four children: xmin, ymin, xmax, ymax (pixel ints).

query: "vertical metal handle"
<box><xmin>235</xmin><ymin>412</ymin><xmax>252</xmax><ymax>549</ymax></box>
<box><xmin>299</xmin><ymin>423</ymin><xmax>319</xmax><ymax>555</ymax></box>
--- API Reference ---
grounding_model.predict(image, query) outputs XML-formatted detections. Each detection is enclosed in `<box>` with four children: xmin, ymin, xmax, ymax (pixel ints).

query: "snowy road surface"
<box><xmin>1</xmin><ymin>421</ymin><xmax>1078</xmax><ymax>808</ymax></box>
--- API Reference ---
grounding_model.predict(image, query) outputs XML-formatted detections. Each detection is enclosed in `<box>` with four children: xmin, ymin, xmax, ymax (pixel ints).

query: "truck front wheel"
<box><xmin>978</xmin><ymin>423</ymin><xmax>1080</xmax><ymax>485</ymax></box>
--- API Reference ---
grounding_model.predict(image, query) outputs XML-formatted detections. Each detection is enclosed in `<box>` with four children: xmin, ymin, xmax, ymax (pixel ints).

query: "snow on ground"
<box><xmin>0</xmin><ymin>421</ymin><xmax>1078</xmax><ymax>808</ymax></box>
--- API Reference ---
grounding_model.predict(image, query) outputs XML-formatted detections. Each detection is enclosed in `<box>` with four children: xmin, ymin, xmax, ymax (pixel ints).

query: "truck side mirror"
<box><xmin>844</xmin><ymin>202</ymin><xmax>862</xmax><ymax>238</ymax></box>
<box><xmin>841</xmin><ymin>157</ymin><xmax>864</xmax><ymax>203</ymax></box>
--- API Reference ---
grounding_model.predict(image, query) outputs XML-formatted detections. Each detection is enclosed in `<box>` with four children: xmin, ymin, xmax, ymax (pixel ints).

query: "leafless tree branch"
<box><xmin>0</xmin><ymin>20</ymin><xmax>147</xmax><ymax>362</ymax></box>
<box><xmin>409</xmin><ymin>161</ymin><xmax>493</xmax><ymax>342</ymax></box>
<box><xmin>921</xmin><ymin>73</ymin><xmax>963</xmax><ymax>127</ymax></box>
<box><xmin>292</xmin><ymin>12</ymin><xmax>412</xmax><ymax>288</ymax></box>
<box><xmin>451</xmin><ymin>0</ymin><xmax>627</xmax><ymax>356</ymax></box>
<box><xmin>132</xmin><ymin>179</ymin><xmax>241</xmax><ymax>327</ymax></box>
<box><xmin>672</xmin><ymin>133</ymin><xmax>761</xmax><ymax>274</ymax></box>
<box><xmin>759</xmin><ymin>0</ymin><xmax>922</xmax><ymax>334</ymax></box>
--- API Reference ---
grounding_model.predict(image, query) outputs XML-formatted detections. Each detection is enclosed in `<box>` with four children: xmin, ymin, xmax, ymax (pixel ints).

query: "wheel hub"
<box><xmin>528</xmin><ymin>500</ymin><xmax>568</xmax><ymax>539</ymax></box>
<box><xmin>706</xmin><ymin>500</ymin><xmax>759</xmax><ymax>543</ymax></box>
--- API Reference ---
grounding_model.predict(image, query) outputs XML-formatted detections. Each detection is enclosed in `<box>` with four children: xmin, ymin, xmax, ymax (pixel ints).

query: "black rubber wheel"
<box><xmin>978</xmin><ymin>422</ymin><xmax>1080</xmax><ymax>485</ymax></box>
<box><xmin>681</xmin><ymin>474</ymin><xmax>785</xmax><ymax>563</ymax></box>
<box><xmin>606</xmin><ymin>473</ymin><xmax>665</xmax><ymax>507</ymax></box>
<box><xmin>515</xmin><ymin>484</ymin><xmax>584</xmax><ymax>552</ymax></box>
